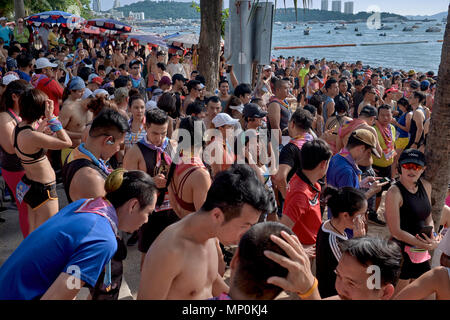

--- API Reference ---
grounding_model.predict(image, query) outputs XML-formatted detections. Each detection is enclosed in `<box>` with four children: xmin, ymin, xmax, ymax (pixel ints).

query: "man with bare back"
<box><xmin>112</xmin><ymin>45</ymin><xmax>125</xmax><ymax>68</ymax></box>
<box><xmin>59</xmin><ymin>77</ymin><xmax>93</xmax><ymax>164</ymax></box>
<box><xmin>137</xmin><ymin>164</ymin><xmax>270</xmax><ymax>300</ymax></box>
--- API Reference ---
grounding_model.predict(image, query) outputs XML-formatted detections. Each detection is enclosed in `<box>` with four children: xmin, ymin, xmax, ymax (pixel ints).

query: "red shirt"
<box><xmin>283</xmin><ymin>173</ymin><xmax>322</xmax><ymax>245</ymax></box>
<box><xmin>36</xmin><ymin>76</ymin><xmax>63</xmax><ymax>116</ymax></box>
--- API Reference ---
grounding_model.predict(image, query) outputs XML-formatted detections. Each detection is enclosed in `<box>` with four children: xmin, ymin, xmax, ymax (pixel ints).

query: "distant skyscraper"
<box><xmin>321</xmin><ymin>0</ymin><xmax>329</xmax><ymax>11</ymax></box>
<box><xmin>92</xmin><ymin>0</ymin><xmax>101</xmax><ymax>12</ymax></box>
<box><xmin>332</xmin><ymin>0</ymin><xmax>342</xmax><ymax>12</ymax></box>
<box><xmin>344</xmin><ymin>2</ymin><xmax>354</xmax><ymax>14</ymax></box>
<box><xmin>113</xmin><ymin>0</ymin><xmax>120</xmax><ymax>9</ymax></box>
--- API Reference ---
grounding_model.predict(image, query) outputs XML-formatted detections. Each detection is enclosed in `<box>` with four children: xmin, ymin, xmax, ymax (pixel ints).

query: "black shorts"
<box><xmin>138</xmin><ymin>209</ymin><xmax>180</xmax><ymax>253</ymax></box>
<box><xmin>372</xmin><ymin>165</ymin><xmax>392</xmax><ymax>197</ymax></box>
<box><xmin>21</xmin><ymin>176</ymin><xmax>57</xmax><ymax>210</ymax></box>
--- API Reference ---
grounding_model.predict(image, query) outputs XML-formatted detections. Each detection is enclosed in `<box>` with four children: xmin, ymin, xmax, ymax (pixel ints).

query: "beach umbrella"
<box><xmin>166</xmin><ymin>33</ymin><xmax>199</xmax><ymax>48</ymax></box>
<box><xmin>24</xmin><ymin>11</ymin><xmax>85</xmax><ymax>29</ymax></box>
<box><xmin>123</xmin><ymin>32</ymin><xmax>168</xmax><ymax>48</ymax></box>
<box><xmin>86</xmin><ymin>19</ymin><xmax>134</xmax><ymax>33</ymax></box>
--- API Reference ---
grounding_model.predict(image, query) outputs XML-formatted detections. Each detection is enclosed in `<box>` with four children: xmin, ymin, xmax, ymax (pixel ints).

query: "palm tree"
<box><xmin>14</xmin><ymin>0</ymin><xmax>26</xmax><ymax>20</ymax></box>
<box><xmin>198</xmin><ymin>0</ymin><xmax>309</xmax><ymax>92</ymax></box>
<box><xmin>424</xmin><ymin>4</ymin><xmax>450</xmax><ymax>230</ymax></box>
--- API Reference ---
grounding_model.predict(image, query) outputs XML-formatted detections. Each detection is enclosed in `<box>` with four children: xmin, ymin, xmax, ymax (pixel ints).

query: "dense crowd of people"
<box><xmin>0</xmin><ymin>19</ymin><xmax>448</xmax><ymax>300</ymax></box>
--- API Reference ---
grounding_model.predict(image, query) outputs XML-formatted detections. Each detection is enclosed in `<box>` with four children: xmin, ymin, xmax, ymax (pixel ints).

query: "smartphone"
<box><xmin>419</xmin><ymin>226</ymin><xmax>433</xmax><ymax>238</ymax></box>
<box><xmin>379</xmin><ymin>177</ymin><xmax>392</xmax><ymax>184</ymax></box>
<box><xmin>226</xmin><ymin>65</ymin><xmax>232</xmax><ymax>73</ymax></box>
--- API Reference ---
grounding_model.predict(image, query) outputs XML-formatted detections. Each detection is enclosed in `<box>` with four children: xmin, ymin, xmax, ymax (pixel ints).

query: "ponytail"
<box><xmin>322</xmin><ymin>186</ymin><xmax>366</xmax><ymax>218</ymax></box>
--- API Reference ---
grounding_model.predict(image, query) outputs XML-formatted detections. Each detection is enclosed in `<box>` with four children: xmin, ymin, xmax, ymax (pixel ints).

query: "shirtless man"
<box><xmin>137</xmin><ymin>164</ymin><xmax>270</xmax><ymax>300</ymax></box>
<box><xmin>112</xmin><ymin>45</ymin><xmax>125</xmax><ymax>68</ymax></box>
<box><xmin>59</xmin><ymin>77</ymin><xmax>93</xmax><ymax>164</ymax></box>
<box><xmin>123</xmin><ymin>109</ymin><xmax>179</xmax><ymax>269</ymax></box>
<box><xmin>62</xmin><ymin>108</ymin><xmax>129</xmax><ymax>300</ymax></box>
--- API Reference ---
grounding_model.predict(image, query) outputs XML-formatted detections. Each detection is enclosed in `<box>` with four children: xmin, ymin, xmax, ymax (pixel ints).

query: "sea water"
<box><xmin>142</xmin><ymin>20</ymin><xmax>445</xmax><ymax>73</ymax></box>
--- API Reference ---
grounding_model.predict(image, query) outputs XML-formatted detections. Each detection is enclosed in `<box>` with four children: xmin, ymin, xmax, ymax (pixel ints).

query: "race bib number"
<box><xmin>16</xmin><ymin>180</ymin><xmax>31</xmax><ymax>204</ymax></box>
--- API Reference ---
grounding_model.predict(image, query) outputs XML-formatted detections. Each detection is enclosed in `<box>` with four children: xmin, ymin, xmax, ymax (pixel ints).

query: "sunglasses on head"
<box><xmin>401</xmin><ymin>163</ymin><xmax>423</xmax><ymax>171</ymax></box>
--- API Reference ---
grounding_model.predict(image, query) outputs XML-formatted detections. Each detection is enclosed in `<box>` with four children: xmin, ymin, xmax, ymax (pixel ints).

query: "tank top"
<box><xmin>394</xmin><ymin>179</ymin><xmax>431</xmax><ymax>247</ymax></box>
<box><xmin>136</xmin><ymin>140</ymin><xmax>174</xmax><ymax>177</ymax></box>
<box><xmin>396</xmin><ymin>112</ymin><xmax>410</xmax><ymax>138</ymax></box>
<box><xmin>0</xmin><ymin>110</ymin><xmax>23</xmax><ymax>172</ymax></box>
<box><xmin>268</xmin><ymin>98</ymin><xmax>291</xmax><ymax>133</ymax></box>
<box><xmin>13</xmin><ymin>125</ymin><xmax>46</xmax><ymax>164</ymax></box>
<box><xmin>408</xmin><ymin>107</ymin><xmax>425</xmax><ymax>147</ymax></box>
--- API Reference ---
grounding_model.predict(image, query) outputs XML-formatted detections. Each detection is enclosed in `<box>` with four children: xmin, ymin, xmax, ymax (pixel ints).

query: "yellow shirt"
<box><xmin>48</xmin><ymin>31</ymin><xmax>58</xmax><ymax>48</ymax></box>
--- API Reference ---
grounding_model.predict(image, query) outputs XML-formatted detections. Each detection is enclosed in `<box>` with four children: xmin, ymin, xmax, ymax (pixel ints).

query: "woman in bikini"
<box><xmin>14</xmin><ymin>88</ymin><xmax>72</xmax><ymax>232</ymax></box>
<box><xmin>168</xmin><ymin>116</ymin><xmax>211</xmax><ymax>219</ymax></box>
<box><xmin>0</xmin><ymin>80</ymin><xmax>32</xmax><ymax>237</ymax></box>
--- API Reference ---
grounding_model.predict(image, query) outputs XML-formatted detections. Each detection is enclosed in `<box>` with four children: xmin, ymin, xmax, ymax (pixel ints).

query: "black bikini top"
<box><xmin>14</xmin><ymin>125</ymin><xmax>46</xmax><ymax>164</ymax></box>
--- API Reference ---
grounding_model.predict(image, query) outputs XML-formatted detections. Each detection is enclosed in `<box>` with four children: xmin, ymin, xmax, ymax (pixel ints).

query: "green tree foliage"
<box><xmin>0</xmin><ymin>0</ymin><xmax>92</xmax><ymax>19</ymax></box>
<box><xmin>117</xmin><ymin>0</ymin><xmax>200</xmax><ymax>20</ymax></box>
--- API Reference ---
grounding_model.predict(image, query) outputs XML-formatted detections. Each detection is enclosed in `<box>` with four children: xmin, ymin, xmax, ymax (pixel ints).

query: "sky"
<box><xmin>101</xmin><ymin>0</ymin><xmax>449</xmax><ymax>16</ymax></box>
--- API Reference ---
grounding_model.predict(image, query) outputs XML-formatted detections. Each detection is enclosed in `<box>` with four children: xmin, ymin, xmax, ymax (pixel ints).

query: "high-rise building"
<box><xmin>321</xmin><ymin>0</ymin><xmax>329</xmax><ymax>11</ymax></box>
<box><xmin>113</xmin><ymin>0</ymin><xmax>120</xmax><ymax>9</ymax></box>
<box><xmin>92</xmin><ymin>0</ymin><xmax>101</xmax><ymax>12</ymax></box>
<box><xmin>344</xmin><ymin>1</ymin><xmax>354</xmax><ymax>14</ymax></box>
<box><xmin>332</xmin><ymin>0</ymin><xmax>342</xmax><ymax>12</ymax></box>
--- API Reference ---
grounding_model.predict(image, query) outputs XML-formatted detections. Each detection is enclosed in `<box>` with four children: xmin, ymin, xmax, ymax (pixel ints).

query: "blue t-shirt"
<box><xmin>0</xmin><ymin>26</ymin><xmax>12</xmax><ymax>46</ymax></box>
<box><xmin>0</xmin><ymin>200</ymin><xmax>117</xmax><ymax>300</ymax></box>
<box><xmin>326</xmin><ymin>153</ymin><xmax>361</xmax><ymax>190</ymax></box>
<box><xmin>15</xmin><ymin>69</ymin><xmax>31</xmax><ymax>82</ymax></box>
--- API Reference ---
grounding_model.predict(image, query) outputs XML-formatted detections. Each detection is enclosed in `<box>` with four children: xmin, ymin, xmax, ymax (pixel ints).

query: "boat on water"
<box><xmin>356</xmin><ymin>33</ymin><xmax>362</xmax><ymax>36</ymax></box>
<box><xmin>304</xmin><ymin>29</ymin><xmax>310</xmax><ymax>35</ymax></box>
<box><xmin>275</xmin><ymin>21</ymin><xmax>282</xmax><ymax>26</ymax></box>
<box><xmin>334</xmin><ymin>24</ymin><xmax>347</xmax><ymax>30</ymax></box>
<box><xmin>436</xmin><ymin>23</ymin><xmax>442</xmax><ymax>26</ymax></box>
<box><xmin>412</xmin><ymin>25</ymin><xmax>420</xmax><ymax>29</ymax></box>
<box><xmin>284</xmin><ymin>24</ymin><xmax>296</xmax><ymax>30</ymax></box>
<box><xmin>354</xmin><ymin>27</ymin><xmax>359</xmax><ymax>32</ymax></box>
<box><xmin>403</xmin><ymin>27</ymin><xmax>414</xmax><ymax>32</ymax></box>
<box><xmin>379</xmin><ymin>33</ymin><xmax>387</xmax><ymax>36</ymax></box>
<box><xmin>327</xmin><ymin>30</ymin><xmax>331</xmax><ymax>34</ymax></box>
<box><xmin>378</xmin><ymin>25</ymin><xmax>393</xmax><ymax>30</ymax></box>
<box><xmin>426</xmin><ymin>27</ymin><xmax>441</xmax><ymax>32</ymax></box>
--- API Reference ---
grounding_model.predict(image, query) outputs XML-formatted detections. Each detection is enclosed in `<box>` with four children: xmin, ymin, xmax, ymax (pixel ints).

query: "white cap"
<box><xmin>212</xmin><ymin>113</ymin><xmax>239</xmax><ymax>128</ymax></box>
<box><xmin>2</xmin><ymin>73</ymin><xmax>20</xmax><ymax>85</ymax></box>
<box><xmin>35</xmin><ymin>57</ymin><xmax>58</xmax><ymax>70</ymax></box>
<box><xmin>88</xmin><ymin>73</ymin><xmax>99</xmax><ymax>83</ymax></box>
<box><xmin>146</xmin><ymin>100</ymin><xmax>157</xmax><ymax>110</ymax></box>
<box><xmin>0</xmin><ymin>17</ymin><xmax>7</xmax><ymax>21</ymax></box>
<box><xmin>229</xmin><ymin>104</ymin><xmax>244</xmax><ymax>114</ymax></box>
<box><xmin>263</xmin><ymin>65</ymin><xmax>272</xmax><ymax>71</ymax></box>
<box><xmin>93</xmin><ymin>89</ymin><xmax>109</xmax><ymax>97</ymax></box>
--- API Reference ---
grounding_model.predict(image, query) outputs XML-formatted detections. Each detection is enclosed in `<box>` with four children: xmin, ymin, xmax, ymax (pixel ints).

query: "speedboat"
<box><xmin>426</xmin><ymin>27</ymin><xmax>441</xmax><ymax>32</ymax></box>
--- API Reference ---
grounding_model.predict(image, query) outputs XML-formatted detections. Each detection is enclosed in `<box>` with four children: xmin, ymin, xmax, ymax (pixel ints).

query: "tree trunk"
<box><xmin>198</xmin><ymin>0</ymin><xmax>223</xmax><ymax>93</ymax></box>
<box><xmin>424</xmin><ymin>4</ymin><xmax>450</xmax><ymax>230</ymax></box>
<box><xmin>14</xmin><ymin>0</ymin><xmax>26</xmax><ymax>20</ymax></box>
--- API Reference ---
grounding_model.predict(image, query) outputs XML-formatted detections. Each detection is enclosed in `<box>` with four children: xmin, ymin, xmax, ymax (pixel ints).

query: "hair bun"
<box><xmin>105</xmin><ymin>168</ymin><xmax>127</xmax><ymax>193</ymax></box>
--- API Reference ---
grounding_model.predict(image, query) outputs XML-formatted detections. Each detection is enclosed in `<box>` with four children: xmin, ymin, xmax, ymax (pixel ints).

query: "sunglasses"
<box><xmin>401</xmin><ymin>163</ymin><xmax>423</xmax><ymax>171</ymax></box>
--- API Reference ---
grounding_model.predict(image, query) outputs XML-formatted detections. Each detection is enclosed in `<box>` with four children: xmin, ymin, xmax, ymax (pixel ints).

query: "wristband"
<box><xmin>48</xmin><ymin>118</ymin><xmax>63</xmax><ymax>132</ymax></box>
<box><xmin>297</xmin><ymin>277</ymin><xmax>318</xmax><ymax>299</ymax></box>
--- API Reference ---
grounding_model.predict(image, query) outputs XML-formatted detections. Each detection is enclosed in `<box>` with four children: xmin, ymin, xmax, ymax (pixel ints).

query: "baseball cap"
<box><xmin>68</xmin><ymin>76</ymin><xmax>86</xmax><ymax>91</ymax></box>
<box><xmin>91</xmin><ymin>77</ymin><xmax>103</xmax><ymax>86</ymax></box>
<box><xmin>341</xmin><ymin>70</ymin><xmax>351</xmax><ymax>78</ymax></box>
<box><xmin>2</xmin><ymin>73</ymin><xmax>20</xmax><ymax>86</ymax></box>
<box><xmin>351</xmin><ymin>129</ymin><xmax>381</xmax><ymax>158</ymax></box>
<box><xmin>212</xmin><ymin>113</ymin><xmax>239</xmax><ymax>128</ymax></box>
<box><xmin>0</xmin><ymin>17</ymin><xmax>7</xmax><ymax>21</ymax></box>
<box><xmin>93</xmin><ymin>89</ymin><xmax>109</xmax><ymax>97</ymax></box>
<box><xmin>88</xmin><ymin>73</ymin><xmax>99</xmax><ymax>83</ymax></box>
<box><xmin>263</xmin><ymin>65</ymin><xmax>272</xmax><ymax>71</ymax></box>
<box><xmin>398</xmin><ymin>149</ymin><xmax>426</xmax><ymax>167</ymax></box>
<box><xmin>172</xmin><ymin>73</ymin><xmax>187</xmax><ymax>84</ymax></box>
<box><xmin>359</xmin><ymin>105</ymin><xmax>378</xmax><ymax>117</ymax></box>
<box><xmin>409</xmin><ymin>80</ymin><xmax>420</xmax><ymax>89</ymax></box>
<box><xmin>129</xmin><ymin>59</ymin><xmax>141</xmax><ymax>68</ymax></box>
<box><xmin>243</xmin><ymin>103</ymin><xmax>267</xmax><ymax>119</ymax></box>
<box><xmin>35</xmin><ymin>57</ymin><xmax>58</xmax><ymax>69</ymax></box>
<box><xmin>159</xmin><ymin>76</ymin><xmax>172</xmax><ymax>87</ymax></box>
<box><xmin>385</xmin><ymin>88</ymin><xmax>399</xmax><ymax>94</ymax></box>
<box><xmin>408</xmin><ymin>69</ymin><xmax>416</xmax><ymax>76</ymax></box>
<box><xmin>420</xmin><ymin>80</ymin><xmax>430</xmax><ymax>90</ymax></box>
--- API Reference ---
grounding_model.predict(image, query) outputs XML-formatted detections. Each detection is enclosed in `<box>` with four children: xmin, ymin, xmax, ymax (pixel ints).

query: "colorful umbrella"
<box><xmin>123</xmin><ymin>32</ymin><xmax>167</xmax><ymax>48</ymax></box>
<box><xmin>86</xmin><ymin>19</ymin><xmax>134</xmax><ymax>33</ymax></box>
<box><xmin>165</xmin><ymin>33</ymin><xmax>199</xmax><ymax>48</ymax></box>
<box><xmin>24</xmin><ymin>11</ymin><xmax>85</xmax><ymax>29</ymax></box>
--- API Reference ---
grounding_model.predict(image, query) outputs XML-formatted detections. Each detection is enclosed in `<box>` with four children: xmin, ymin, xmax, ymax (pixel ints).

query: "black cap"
<box><xmin>172</xmin><ymin>73</ymin><xmax>187</xmax><ymax>84</ymax></box>
<box><xmin>409</xmin><ymin>80</ymin><xmax>420</xmax><ymax>89</ymax></box>
<box><xmin>399</xmin><ymin>149</ymin><xmax>426</xmax><ymax>167</ymax></box>
<box><xmin>359</xmin><ymin>105</ymin><xmax>378</xmax><ymax>117</ymax></box>
<box><xmin>243</xmin><ymin>103</ymin><xmax>268</xmax><ymax>119</ymax></box>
